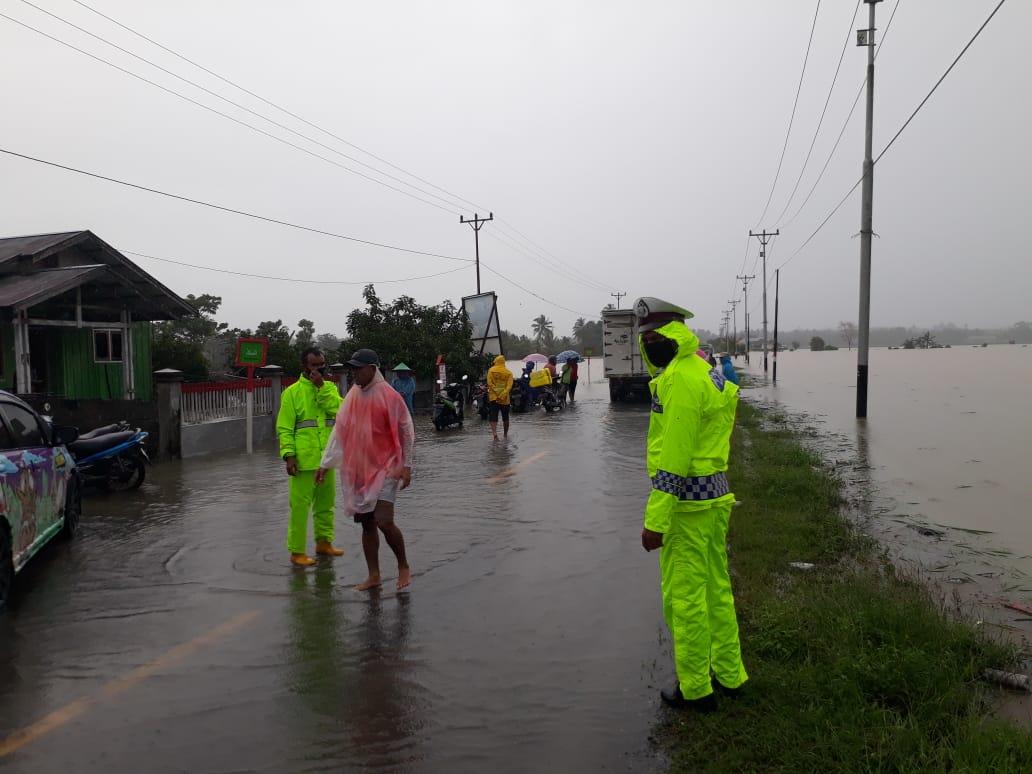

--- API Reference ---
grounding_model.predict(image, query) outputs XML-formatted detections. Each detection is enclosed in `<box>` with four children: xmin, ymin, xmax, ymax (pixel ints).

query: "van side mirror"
<box><xmin>53</xmin><ymin>425</ymin><xmax>79</xmax><ymax>446</ymax></box>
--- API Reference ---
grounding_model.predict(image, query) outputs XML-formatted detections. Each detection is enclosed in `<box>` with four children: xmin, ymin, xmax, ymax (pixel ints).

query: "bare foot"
<box><xmin>397</xmin><ymin>567</ymin><xmax>411</xmax><ymax>590</ymax></box>
<box><xmin>355</xmin><ymin>575</ymin><xmax>382</xmax><ymax>591</ymax></box>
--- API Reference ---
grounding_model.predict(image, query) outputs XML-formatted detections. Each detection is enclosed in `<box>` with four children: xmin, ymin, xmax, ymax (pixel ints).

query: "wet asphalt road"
<box><xmin>0</xmin><ymin>376</ymin><xmax>671</xmax><ymax>773</ymax></box>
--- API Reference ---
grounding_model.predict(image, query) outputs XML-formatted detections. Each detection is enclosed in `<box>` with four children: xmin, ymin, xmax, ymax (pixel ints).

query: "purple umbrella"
<box><xmin>524</xmin><ymin>353</ymin><xmax>549</xmax><ymax>363</ymax></box>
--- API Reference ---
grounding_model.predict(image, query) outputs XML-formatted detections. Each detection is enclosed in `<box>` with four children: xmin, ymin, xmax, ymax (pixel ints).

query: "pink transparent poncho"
<box><xmin>319</xmin><ymin>370</ymin><xmax>414</xmax><ymax>515</ymax></box>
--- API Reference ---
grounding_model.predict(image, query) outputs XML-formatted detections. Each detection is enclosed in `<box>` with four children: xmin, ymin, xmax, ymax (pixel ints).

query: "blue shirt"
<box><xmin>391</xmin><ymin>375</ymin><xmax>416</xmax><ymax>413</ymax></box>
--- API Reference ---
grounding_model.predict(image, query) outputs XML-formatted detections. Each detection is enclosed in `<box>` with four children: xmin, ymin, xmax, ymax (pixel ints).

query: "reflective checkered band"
<box><xmin>651</xmin><ymin>470</ymin><xmax>730</xmax><ymax>501</ymax></box>
<box><xmin>709</xmin><ymin>368</ymin><xmax>727</xmax><ymax>391</ymax></box>
<box><xmin>294</xmin><ymin>419</ymin><xmax>335</xmax><ymax>429</ymax></box>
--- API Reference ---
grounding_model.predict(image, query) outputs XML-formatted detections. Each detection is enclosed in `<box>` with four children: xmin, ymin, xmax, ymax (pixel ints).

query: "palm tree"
<box><xmin>572</xmin><ymin>317</ymin><xmax>586</xmax><ymax>344</ymax></box>
<box><xmin>531</xmin><ymin>314</ymin><xmax>554</xmax><ymax>346</ymax></box>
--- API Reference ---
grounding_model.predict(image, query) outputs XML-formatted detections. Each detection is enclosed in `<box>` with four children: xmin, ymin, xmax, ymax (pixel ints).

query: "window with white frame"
<box><xmin>94</xmin><ymin>329</ymin><xmax>124</xmax><ymax>363</ymax></box>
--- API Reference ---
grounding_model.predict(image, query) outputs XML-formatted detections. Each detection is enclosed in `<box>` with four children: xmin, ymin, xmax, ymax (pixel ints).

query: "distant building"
<box><xmin>0</xmin><ymin>231</ymin><xmax>194</xmax><ymax>400</ymax></box>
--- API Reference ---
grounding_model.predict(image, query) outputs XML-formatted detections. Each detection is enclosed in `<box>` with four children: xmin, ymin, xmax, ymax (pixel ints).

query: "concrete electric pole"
<box><xmin>749</xmin><ymin>229</ymin><xmax>778</xmax><ymax>374</ymax></box>
<box><xmin>610</xmin><ymin>292</ymin><xmax>626</xmax><ymax>309</ymax></box>
<box><xmin>737</xmin><ymin>273</ymin><xmax>755</xmax><ymax>365</ymax></box>
<box><xmin>727</xmin><ymin>299</ymin><xmax>740</xmax><ymax>358</ymax></box>
<box><xmin>856</xmin><ymin>0</ymin><xmax>882</xmax><ymax>418</ymax></box>
<box><xmin>460</xmin><ymin>212</ymin><xmax>493</xmax><ymax>294</ymax></box>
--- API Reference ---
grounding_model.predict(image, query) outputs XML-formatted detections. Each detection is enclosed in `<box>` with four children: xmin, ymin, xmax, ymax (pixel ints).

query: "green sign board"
<box><xmin>235</xmin><ymin>338</ymin><xmax>268</xmax><ymax>367</ymax></box>
<box><xmin>584</xmin><ymin>348</ymin><xmax>594</xmax><ymax>357</ymax></box>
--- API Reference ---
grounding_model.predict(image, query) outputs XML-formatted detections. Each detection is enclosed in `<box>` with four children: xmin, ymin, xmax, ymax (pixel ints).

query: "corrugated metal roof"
<box><xmin>0</xmin><ymin>265</ymin><xmax>107</xmax><ymax>309</ymax></box>
<box><xmin>0</xmin><ymin>232</ymin><xmax>86</xmax><ymax>264</ymax></box>
<box><xmin>0</xmin><ymin>230</ymin><xmax>195</xmax><ymax>320</ymax></box>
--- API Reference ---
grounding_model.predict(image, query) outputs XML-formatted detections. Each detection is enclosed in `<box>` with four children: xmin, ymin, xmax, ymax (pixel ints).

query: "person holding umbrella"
<box><xmin>557</xmin><ymin>351</ymin><xmax>580</xmax><ymax>403</ymax></box>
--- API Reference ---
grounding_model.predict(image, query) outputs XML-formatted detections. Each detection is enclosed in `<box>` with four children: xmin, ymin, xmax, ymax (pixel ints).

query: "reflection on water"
<box><xmin>742</xmin><ymin>346</ymin><xmax>1032</xmax><ymax>634</ymax></box>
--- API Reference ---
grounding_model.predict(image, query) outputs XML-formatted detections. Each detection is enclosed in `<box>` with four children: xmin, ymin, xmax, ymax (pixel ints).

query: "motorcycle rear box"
<box><xmin>529</xmin><ymin>370</ymin><xmax>552</xmax><ymax>388</ymax></box>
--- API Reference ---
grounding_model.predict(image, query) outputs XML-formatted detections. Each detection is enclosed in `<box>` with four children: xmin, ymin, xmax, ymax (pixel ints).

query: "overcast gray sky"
<box><xmin>2</xmin><ymin>0</ymin><xmax>1028</xmax><ymax>339</ymax></box>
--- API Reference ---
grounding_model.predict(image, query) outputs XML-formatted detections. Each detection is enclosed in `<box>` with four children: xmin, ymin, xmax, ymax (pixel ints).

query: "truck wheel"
<box><xmin>609</xmin><ymin>383</ymin><xmax>621</xmax><ymax>402</ymax></box>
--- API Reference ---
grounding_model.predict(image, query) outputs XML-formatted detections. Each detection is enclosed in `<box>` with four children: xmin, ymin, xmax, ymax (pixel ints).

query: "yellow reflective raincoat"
<box><xmin>277</xmin><ymin>377</ymin><xmax>343</xmax><ymax>555</ymax></box>
<box><xmin>641</xmin><ymin>320</ymin><xmax>748</xmax><ymax>700</ymax></box>
<box><xmin>487</xmin><ymin>355</ymin><xmax>514</xmax><ymax>405</ymax></box>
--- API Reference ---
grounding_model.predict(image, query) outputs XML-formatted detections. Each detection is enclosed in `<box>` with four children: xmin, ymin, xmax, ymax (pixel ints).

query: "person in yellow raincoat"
<box><xmin>277</xmin><ymin>347</ymin><xmax>344</xmax><ymax>567</ymax></box>
<box><xmin>635</xmin><ymin>296</ymin><xmax>748</xmax><ymax>712</ymax></box>
<box><xmin>486</xmin><ymin>355</ymin><xmax>514</xmax><ymax>441</ymax></box>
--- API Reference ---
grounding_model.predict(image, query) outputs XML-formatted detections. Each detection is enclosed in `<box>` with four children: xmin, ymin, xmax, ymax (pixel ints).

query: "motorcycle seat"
<box><xmin>78</xmin><ymin>422</ymin><xmax>129</xmax><ymax>440</ymax></box>
<box><xmin>68</xmin><ymin>430</ymin><xmax>138</xmax><ymax>458</ymax></box>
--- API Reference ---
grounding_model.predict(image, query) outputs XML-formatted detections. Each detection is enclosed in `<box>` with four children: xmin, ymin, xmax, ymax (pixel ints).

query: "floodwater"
<box><xmin>741</xmin><ymin>345</ymin><xmax>1032</xmax><ymax>640</ymax></box>
<box><xmin>0</xmin><ymin>373</ymin><xmax>672</xmax><ymax>773</ymax></box>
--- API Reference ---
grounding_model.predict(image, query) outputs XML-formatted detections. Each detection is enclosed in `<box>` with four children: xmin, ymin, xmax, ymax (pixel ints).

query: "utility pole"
<box><xmin>721</xmin><ymin>312</ymin><xmax>731</xmax><ymax>354</ymax></box>
<box><xmin>773</xmin><ymin>269</ymin><xmax>781</xmax><ymax>384</ymax></box>
<box><xmin>610</xmin><ymin>291</ymin><xmax>626</xmax><ymax>309</ymax></box>
<box><xmin>749</xmin><ymin>229</ymin><xmax>778</xmax><ymax>374</ymax></box>
<box><xmin>460</xmin><ymin>212</ymin><xmax>493</xmax><ymax>294</ymax></box>
<box><xmin>856</xmin><ymin>0</ymin><xmax>882</xmax><ymax>418</ymax></box>
<box><xmin>736</xmin><ymin>274</ymin><xmax>755</xmax><ymax>365</ymax></box>
<box><xmin>727</xmin><ymin>299</ymin><xmax>740</xmax><ymax>358</ymax></box>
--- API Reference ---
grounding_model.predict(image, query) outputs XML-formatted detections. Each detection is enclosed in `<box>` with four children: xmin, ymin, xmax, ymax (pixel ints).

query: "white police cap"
<box><xmin>634</xmin><ymin>296</ymin><xmax>694</xmax><ymax>333</ymax></box>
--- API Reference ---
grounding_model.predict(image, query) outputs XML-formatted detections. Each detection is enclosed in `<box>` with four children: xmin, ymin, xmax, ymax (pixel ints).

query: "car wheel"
<box><xmin>0</xmin><ymin>523</ymin><xmax>13</xmax><ymax>611</ymax></box>
<box><xmin>62</xmin><ymin>473</ymin><xmax>82</xmax><ymax>539</ymax></box>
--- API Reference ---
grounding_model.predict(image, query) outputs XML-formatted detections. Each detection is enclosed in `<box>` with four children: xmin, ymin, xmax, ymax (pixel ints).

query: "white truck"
<box><xmin>602</xmin><ymin>307</ymin><xmax>651</xmax><ymax>401</ymax></box>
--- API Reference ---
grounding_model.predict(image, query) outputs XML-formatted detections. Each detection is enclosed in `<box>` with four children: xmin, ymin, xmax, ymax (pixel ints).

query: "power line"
<box><xmin>124</xmin><ymin>250</ymin><xmax>469</xmax><ymax>285</ymax></box>
<box><xmin>772</xmin><ymin>0</ymin><xmax>862</xmax><ymax>226</ymax></box>
<box><xmin>754</xmin><ymin>0</ymin><xmax>822</xmax><ymax>227</ymax></box>
<box><xmin>874</xmin><ymin>0</ymin><xmax>1006</xmax><ymax>166</ymax></box>
<box><xmin>495</xmin><ymin>217</ymin><xmax>619</xmax><ymax>293</ymax></box>
<box><xmin>782</xmin><ymin>0</ymin><xmax>900</xmax><ymax>228</ymax></box>
<box><xmin>483</xmin><ymin>231</ymin><xmax>613</xmax><ymax>294</ymax></box>
<box><xmin>0</xmin><ymin>9</ymin><xmax>462</xmax><ymax>216</ymax></box>
<box><xmin>0</xmin><ymin>147</ymin><xmax>474</xmax><ymax>263</ymax></box>
<box><xmin>479</xmin><ymin>261</ymin><xmax>596</xmax><ymax>318</ymax></box>
<box><xmin>777</xmin><ymin>0</ymin><xmax>1007</xmax><ymax>271</ymax></box>
<box><xmin>68</xmin><ymin>0</ymin><xmax>492</xmax><ymax>215</ymax></box>
<box><xmin>8</xmin><ymin>2</ymin><xmax>613</xmax><ymax>304</ymax></box>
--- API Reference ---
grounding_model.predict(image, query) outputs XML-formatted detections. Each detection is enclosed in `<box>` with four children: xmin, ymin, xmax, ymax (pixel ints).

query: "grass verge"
<box><xmin>656</xmin><ymin>399</ymin><xmax>1032</xmax><ymax>773</ymax></box>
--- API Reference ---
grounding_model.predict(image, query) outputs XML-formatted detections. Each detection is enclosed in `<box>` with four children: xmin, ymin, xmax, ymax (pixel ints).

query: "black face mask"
<box><xmin>643</xmin><ymin>339</ymin><xmax>678</xmax><ymax>368</ymax></box>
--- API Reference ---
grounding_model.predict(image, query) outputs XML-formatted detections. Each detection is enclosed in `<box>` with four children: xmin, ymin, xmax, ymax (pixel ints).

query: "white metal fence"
<box><xmin>181</xmin><ymin>382</ymin><xmax>275</xmax><ymax>426</ymax></box>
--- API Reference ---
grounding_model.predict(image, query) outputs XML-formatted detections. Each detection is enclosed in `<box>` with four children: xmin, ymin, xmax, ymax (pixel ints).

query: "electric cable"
<box><xmin>777</xmin><ymin>0</ymin><xmax>1006</xmax><ymax>271</ymax></box>
<box><xmin>0</xmin><ymin>10</ymin><xmax>461</xmax><ymax>216</ymax></box>
<box><xmin>69</xmin><ymin>0</ymin><xmax>493</xmax><ymax>215</ymax></box>
<box><xmin>772</xmin><ymin>0</ymin><xmax>862</xmax><ymax>226</ymax></box>
<box><xmin>124</xmin><ymin>250</ymin><xmax>469</xmax><ymax>285</ymax></box>
<box><xmin>782</xmin><ymin>0</ymin><xmax>900</xmax><ymax>228</ymax></box>
<box><xmin>754</xmin><ymin>0</ymin><xmax>822</xmax><ymax>227</ymax></box>
<box><xmin>0</xmin><ymin>147</ymin><xmax>473</xmax><ymax>263</ymax></box>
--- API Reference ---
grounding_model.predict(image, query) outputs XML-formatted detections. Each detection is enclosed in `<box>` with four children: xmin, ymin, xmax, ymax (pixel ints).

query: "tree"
<box><xmin>810</xmin><ymin>336</ymin><xmax>826</xmax><ymax>352</ymax></box>
<box><xmin>838</xmin><ymin>321</ymin><xmax>857</xmax><ymax>350</ymax></box>
<box><xmin>531</xmin><ymin>315</ymin><xmax>554</xmax><ymax>347</ymax></box>
<box><xmin>151</xmin><ymin>293</ymin><xmax>227</xmax><ymax>381</ymax></box>
<box><xmin>342</xmin><ymin>285</ymin><xmax>482</xmax><ymax>380</ymax></box>
<box><xmin>572</xmin><ymin>317</ymin><xmax>586</xmax><ymax>341</ymax></box>
<box><xmin>295</xmin><ymin>319</ymin><xmax>316</xmax><ymax>351</ymax></box>
<box><xmin>902</xmin><ymin>331</ymin><xmax>937</xmax><ymax>350</ymax></box>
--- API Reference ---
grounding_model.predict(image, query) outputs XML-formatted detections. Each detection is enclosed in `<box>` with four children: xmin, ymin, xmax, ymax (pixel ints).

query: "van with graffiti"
<box><xmin>0</xmin><ymin>390</ymin><xmax>82</xmax><ymax>609</ymax></box>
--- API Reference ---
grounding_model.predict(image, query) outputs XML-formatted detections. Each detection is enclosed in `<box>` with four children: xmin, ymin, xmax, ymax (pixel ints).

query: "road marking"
<box><xmin>0</xmin><ymin>609</ymin><xmax>261</xmax><ymax>758</ymax></box>
<box><xmin>487</xmin><ymin>450</ymin><xmax>548</xmax><ymax>483</ymax></box>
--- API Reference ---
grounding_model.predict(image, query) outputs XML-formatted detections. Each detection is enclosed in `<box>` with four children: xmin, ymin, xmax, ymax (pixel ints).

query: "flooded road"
<box><xmin>0</xmin><ymin>374</ymin><xmax>670</xmax><ymax>772</ymax></box>
<box><xmin>742</xmin><ymin>345</ymin><xmax>1032</xmax><ymax>639</ymax></box>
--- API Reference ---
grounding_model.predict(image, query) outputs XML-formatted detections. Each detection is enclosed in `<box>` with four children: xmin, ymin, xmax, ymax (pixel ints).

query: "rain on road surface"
<box><xmin>0</xmin><ymin>376</ymin><xmax>671</xmax><ymax>773</ymax></box>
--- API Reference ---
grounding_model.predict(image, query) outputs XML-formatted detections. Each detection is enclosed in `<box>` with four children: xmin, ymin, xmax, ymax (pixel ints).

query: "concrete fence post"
<box><xmin>263</xmin><ymin>365</ymin><xmax>284</xmax><ymax>420</ymax></box>
<box><xmin>153</xmin><ymin>368</ymin><xmax>184</xmax><ymax>461</ymax></box>
<box><xmin>329</xmin><ymin>363</ymin><xmax>348</xmax><ymax>398</ymax></box>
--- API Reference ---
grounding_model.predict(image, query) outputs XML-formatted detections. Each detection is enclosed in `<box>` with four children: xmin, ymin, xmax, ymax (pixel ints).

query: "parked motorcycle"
<box><xmin>67</xmin><ymin>421</ymin><xmax>150</xmax><ymax>490</ymax></box>
<box><xmin>470</xmin><ymin>381</ymin><xmax>490</xmax><ymax>420</ymax></box>
<box><xmin>540</xmin><ymin>382</ymin><xmax>564</xmax><ymax>413</ymax></box>
<box><xmin>432</xmin><ymin>376</ymin><xmax>467</xmax><ymax>431</ymax></box>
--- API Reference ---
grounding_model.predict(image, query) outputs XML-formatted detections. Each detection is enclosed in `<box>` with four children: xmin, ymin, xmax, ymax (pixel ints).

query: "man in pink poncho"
<box><xmin>316</xmin><ymin>348</ymin><xmax>415</xmax><ymax>591</ymax></box>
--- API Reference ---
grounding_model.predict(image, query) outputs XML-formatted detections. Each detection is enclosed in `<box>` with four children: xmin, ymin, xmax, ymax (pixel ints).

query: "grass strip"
<box><xmin>656</xmin><ymin>399</ymin><xmax>1032</xmax><ymax>773</ymax></box>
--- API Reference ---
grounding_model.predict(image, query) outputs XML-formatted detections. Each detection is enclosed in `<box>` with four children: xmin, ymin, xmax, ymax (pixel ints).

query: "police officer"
<box><xmin>277</xmin><ymin>346</ymin><xmax>344</xmax><ymax>566</ymax></box>
<box><xmin>635</xmin><ymin>296</ymin><xmax>748</xmax><ymax>711</ymax></box>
